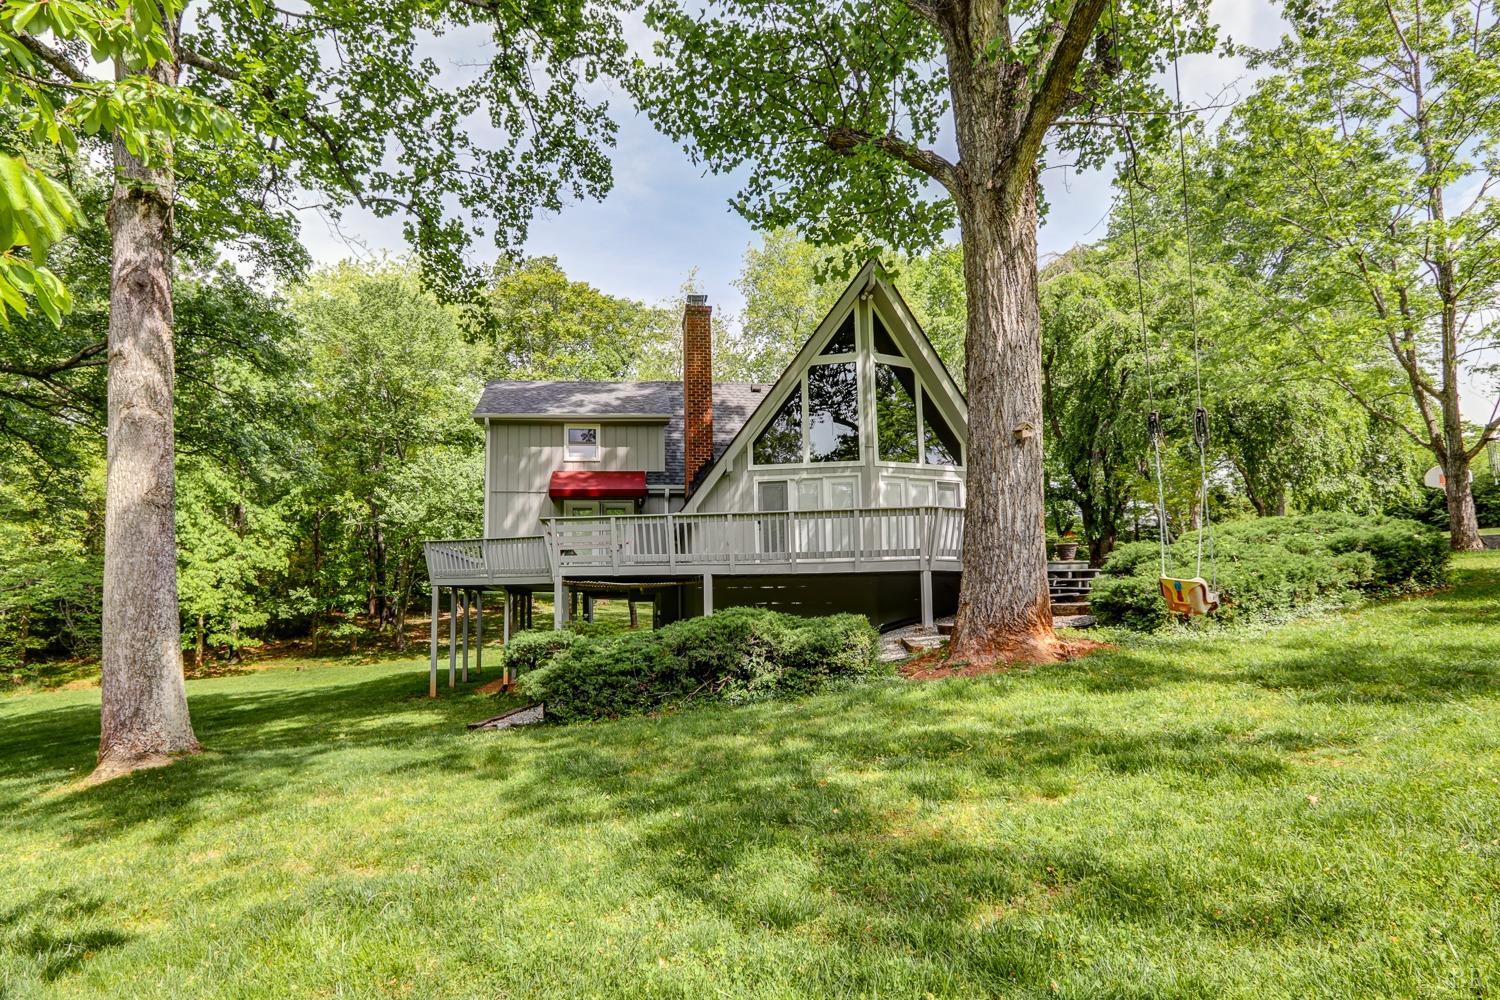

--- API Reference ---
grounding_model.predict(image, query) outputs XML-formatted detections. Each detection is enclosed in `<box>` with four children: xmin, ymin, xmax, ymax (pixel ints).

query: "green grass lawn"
<box><xmin>3</xmin><ymin>556</ymin><xmax>1498</xmax><ymax>998</ymax></box>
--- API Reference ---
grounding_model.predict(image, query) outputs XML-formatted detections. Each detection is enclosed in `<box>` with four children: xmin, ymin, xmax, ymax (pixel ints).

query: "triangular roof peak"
<box><xmin>682</xmin><ymin>260</ymin><xmax>967</xmax><ymax>510</ymax></box>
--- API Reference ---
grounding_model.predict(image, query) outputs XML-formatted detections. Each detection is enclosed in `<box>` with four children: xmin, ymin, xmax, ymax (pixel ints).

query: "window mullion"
<box><xmin>801</xmin><ymin>374</ymin><xmax>810</xmax><ymax>464</ymax></box>
<box><xmin>916</xmin><ymin>385</ymin><xmax>926</xmax><ymax>466</ymax></box>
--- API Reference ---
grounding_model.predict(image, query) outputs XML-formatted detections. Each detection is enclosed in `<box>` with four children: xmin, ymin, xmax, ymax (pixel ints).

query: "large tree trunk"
<box><xmin>94</xmin><ymin>45</ymin><xmax>199</xmax><ymax>781</ymax></box>
<box><xmin>1442</xmin><ymin>450</ymin><xmax>1481</xmax><ymax>551</ymax></box>
<box><xmin>949</xmin><ymin>181</ymin><xmax>1057</xmax><ymax>663</ymax></box>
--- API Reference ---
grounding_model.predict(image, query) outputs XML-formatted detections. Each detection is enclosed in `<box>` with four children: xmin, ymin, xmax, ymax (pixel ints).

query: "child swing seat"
<box><xmin>1159</xmin><ymin>577</ymin><xmax>1219</xmax><ymax>616</ymax></box>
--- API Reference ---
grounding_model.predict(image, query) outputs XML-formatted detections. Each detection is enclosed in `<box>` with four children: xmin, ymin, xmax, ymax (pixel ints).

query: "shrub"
<box><xmin>518</xmin><ymin>607</ymin><xmax>884</xmax><ymax>723</ymax></box>
<box><xmin>1093</xmin><ymin>513</ymin><xmax>1448</xmax><ymax>630</ymax></box>
<box><xmin>500</xmin><ymin>629</ymin><xmax>583</xmax><ymax>676</ymax></box>
<box><xmin>1090</xmin><ymin>575</ymin><xmax>1170</xmax><ymax>631</ymax></box>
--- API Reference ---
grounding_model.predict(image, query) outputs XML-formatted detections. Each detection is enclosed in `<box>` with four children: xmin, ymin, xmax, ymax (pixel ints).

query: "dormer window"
<box><xmin>564</xmin><ymin>423</ymin><xmax>601</xmax><ymax>462</ymax></box>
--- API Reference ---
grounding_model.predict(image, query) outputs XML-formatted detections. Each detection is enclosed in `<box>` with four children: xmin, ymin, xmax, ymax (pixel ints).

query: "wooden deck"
<box><xmin>424</xmin><ymin>506</ymin><xmax>967</xmax><ymax>587</ymax></box>
<box><xmin>421</xmin><ymin>506</ymin><xmax>1096</xmax><ymax>696</ymax></box>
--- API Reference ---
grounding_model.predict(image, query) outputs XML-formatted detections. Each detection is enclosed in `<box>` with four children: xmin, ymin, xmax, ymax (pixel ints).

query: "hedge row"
<box><xmin>504</xmin><ymin>607</ymin><xmax>885</xmax><ymax>723</ymax></box>
<box><xmin>1091</xmin><ymin>513</ymin><xmax>1449</xmax><ymax>630</ymax></box>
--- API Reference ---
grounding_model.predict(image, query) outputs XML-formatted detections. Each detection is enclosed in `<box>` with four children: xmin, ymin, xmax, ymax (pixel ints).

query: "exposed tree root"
<box><xmin>902</xmin><ymin>634</ymin><xmax>1112</xmax><ymax>681</ymax></box>
<box><xmin>85</xmin><ymin>747</ymin><xmax>199</xmax><ymax>786</ymax></box>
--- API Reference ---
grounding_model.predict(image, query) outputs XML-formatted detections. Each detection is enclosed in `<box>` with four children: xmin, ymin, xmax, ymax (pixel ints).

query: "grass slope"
<box><xmin>2</xmin><ymin>555</ymin><xmax>1498</xmax><ymax>998</ymax></box>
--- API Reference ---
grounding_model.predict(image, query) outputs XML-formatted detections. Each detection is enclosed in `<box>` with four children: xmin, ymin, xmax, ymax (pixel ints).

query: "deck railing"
<box><xmin>426</xmin><ymin>506</ymin><xmax>966</xmax><ymax>585</ymax></box>
<box><xmin>425</xmin><ymin>535</ymin><xmax>550</xmax><ymax>582</ymax></box>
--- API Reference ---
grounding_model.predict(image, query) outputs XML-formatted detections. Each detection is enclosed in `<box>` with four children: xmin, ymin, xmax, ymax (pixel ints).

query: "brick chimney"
<box><xmin>682</xmin><ymin>294</ymin><xmax>713</xmax><ymax>496</ymax></box>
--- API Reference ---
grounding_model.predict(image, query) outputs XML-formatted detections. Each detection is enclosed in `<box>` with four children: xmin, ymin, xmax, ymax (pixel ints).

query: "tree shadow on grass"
<box><xmin>0</xmin><ymin>667</ymin><xmax>486</xmax><ymax>849</ymax></box>
<box><xmin>462</xmin><ymin>703</ymin><xmax>1368</xmax><ymax>995</ymax></box>
<box><xmin>0</xmin><ymin>888</ymin><xmax>132</xmax><ymax>982</ymax></box>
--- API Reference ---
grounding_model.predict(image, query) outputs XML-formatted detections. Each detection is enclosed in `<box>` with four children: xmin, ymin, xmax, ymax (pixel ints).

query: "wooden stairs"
<box><xmin>1047</xmin><ymin>560</ymin><xmax>1100</xmax><ymax>616</ymax></box>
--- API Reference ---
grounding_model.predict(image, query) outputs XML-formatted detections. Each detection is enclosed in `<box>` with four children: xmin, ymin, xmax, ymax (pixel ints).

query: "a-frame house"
<box><xmin>423</xmin><ymin>261</ymin><xmax>981</xmax><ymax>692</ymax></box>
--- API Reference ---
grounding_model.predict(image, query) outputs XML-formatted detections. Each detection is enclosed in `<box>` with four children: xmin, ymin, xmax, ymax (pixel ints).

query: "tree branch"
<box><xmin>16</xmin><ymin>34</ymin><xmax>88</xmax><ymax>83</ymax></box>
<box><xmin>0</xmin><ymin>341</ymin><xmax>107</xmax><ymax>379</ymax></box>
<box><xmin>823</xmin><ymin>125</ymin><xmax>958</xmax><ymax>195</ymax></box>
<box><xmin>176</xmin><ymin>45</ymin><xmax>242</xmax><ymax>82</ymax></box>
<box><xmin>1004</xmin><ymin>0</ymin><xmax>1111</xmax><ymax>197</ymax></box>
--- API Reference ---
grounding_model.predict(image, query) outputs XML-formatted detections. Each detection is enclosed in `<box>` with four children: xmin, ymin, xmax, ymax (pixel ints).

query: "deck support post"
<box><xmin>628</xmin><ymin>597</ymin><xmax>638</xmax><ymax>629</ymax></box>
<box><xmin>702</xmin><ymin>573</ymin><xmax>714</xmax><ymax>616</ymax></box>
<box><xmin>501</xmin><ymin>589</ymin><xmax>512</xmax><ymax>690</ymax></box>
<box><xmin>475</xmin><ymin>590</ymin><xmax>483</xmax><ymax>676</ymax></box>
<box><xmin>584</xmin><ymin>593</ymin><xmax>594</xmax><ymax>623</ymax></box>
<box><xmin>428</xmin><ymin>585</ymin><xmax>439</xmax><ymax>698</ymax></box>
<box><xmin>920</xmin><ymin>569</ymin><xmax>934</xmax><ymax>628</ymax></box>
<box><xmin>448</xmin><ymin>586</ymin><xmax>457</xmax><ymax>689</ymax></box>
<box><xmin>460</xmin><ymin>588</ymin><xmax>470</xmax><ymax>683</ymax></box>
<box><xmin>553</xmin><ymin>577</ymin><xmax>565</xmax><ymax>630</ymax></box>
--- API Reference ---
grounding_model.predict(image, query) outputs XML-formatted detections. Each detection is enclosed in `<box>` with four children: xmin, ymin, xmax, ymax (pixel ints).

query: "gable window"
<box><xmin>807</xmin><ymin>361</ymin><xmax>860</xmax><ymax>462</ymax></box>
<box><xmin>564</xmin><ymin>423</ymin><xmax>601</xmax><ymax>462</ymax></box>
<box><xmin>753</xmin><ymin>392</ymin><xmax>803</xmax><ymax>465</ymax></box>
<box><xmin>820</xmin><ymin>312</ymin><xmax>856</xmax><ymax>356</ymax></box>
<box><xmin>874</xmin><ymin>363</ymin><xmax>919</xmax><ymax>463</ymax></box>
<box><xmin>868</xmin><ymin>305</ymin><xmax>964</xmax><ymax>469</ymax></box>
<box><xmin>923</xmin><ymin>402</ymin><xmax>962</xmax><ymax>466</ymax></box>
<box><xmin>872</xmin><ymin>312</ymin><xmax>902</xmax><ymax>357</ymax></box>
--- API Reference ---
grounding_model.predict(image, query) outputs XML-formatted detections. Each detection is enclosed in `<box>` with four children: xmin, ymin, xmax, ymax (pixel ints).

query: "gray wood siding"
<box><xmin>484</xmin><ymin>419</ymin><xmax>667</xmax><ymax>537</ymax></box>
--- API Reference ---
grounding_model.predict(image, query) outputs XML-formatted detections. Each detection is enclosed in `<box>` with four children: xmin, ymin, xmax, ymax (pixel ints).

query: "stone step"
<box><xmin>1051</xmin><ymin>601</ymin><xmax>1091</xmax><ymax>616</ymax></box>
<box><xmin>902</xmin><ymin>634</ymin><xmax>948</xmax><ymax>654</ymax></box>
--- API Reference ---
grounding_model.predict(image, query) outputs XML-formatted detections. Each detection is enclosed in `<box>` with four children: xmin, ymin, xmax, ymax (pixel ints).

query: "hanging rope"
<box><xmin>1112</xmin><ymin>0</ymin><xmax>1171</xmax><ymax>578</ymax></box>
<box><xmin>1123</xmin><ymin>177</ymin><xmax>1172</xmax><ymax>578</ymax></box>
<box><xmin>1167</xmin><ymin>0</ymin><xmax>1217</xmax><ymax>589</ymax></box>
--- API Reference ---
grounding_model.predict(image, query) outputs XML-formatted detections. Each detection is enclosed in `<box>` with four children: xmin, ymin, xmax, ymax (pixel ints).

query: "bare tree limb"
<box><xmin>0</xmin><ymin>341</ymin><xmax>107</xmax><ymax>379</ymax></box>
<box><xmin>16</xmin><ymin>34</ymin><xmax>88</xmax><ymax>83</ymax></box>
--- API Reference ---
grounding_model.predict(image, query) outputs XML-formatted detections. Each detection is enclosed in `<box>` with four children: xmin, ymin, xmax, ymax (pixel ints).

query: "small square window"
<box><xmin>564</xmin><ymin>423</ymin><xmax>601</xmax><ymax>462</ymax></box>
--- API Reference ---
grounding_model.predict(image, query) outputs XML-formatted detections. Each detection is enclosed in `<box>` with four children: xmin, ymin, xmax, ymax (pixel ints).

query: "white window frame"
<box><xmin>749</xmin><ymin>307</ymin><xmax>863</xmax><ymax>471</ymax></box>
<box><xmin>756</xmin><ymin>478</ymin><xmax>792</xmax><ymax>512</ymax></box>
<box><xmin>869</xmin><ymin>304</ymin><xmax>964</xmax><ymax>470</ymax></box>
<box><xmin>563</xmin><ymin>422</ymin><xmax>602</xmax><ymax>463</ymax></box>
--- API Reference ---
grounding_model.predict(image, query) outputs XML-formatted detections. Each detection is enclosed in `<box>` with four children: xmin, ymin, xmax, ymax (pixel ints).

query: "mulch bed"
<box><xmin>899</xmin><ymin>636</ymin><xmax>1113</xmax><ymax>681</ymax></box>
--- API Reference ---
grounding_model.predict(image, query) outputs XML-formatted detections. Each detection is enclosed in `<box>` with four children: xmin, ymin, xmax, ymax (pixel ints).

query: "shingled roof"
<box><xmin>473</xmin><ymin>379</ymin><xmax>770</xmax><ymax>487</ymax></box>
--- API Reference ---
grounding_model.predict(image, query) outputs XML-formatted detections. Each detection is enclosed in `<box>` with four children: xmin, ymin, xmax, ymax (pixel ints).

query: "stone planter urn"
<box><xmin>1054</xmin><ymin>540</ymin><xmax>1080</xmax><ymax>561</ymax></box>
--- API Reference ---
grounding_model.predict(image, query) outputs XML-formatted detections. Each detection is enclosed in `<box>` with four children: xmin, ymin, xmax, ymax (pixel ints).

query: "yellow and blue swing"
<box><xmin>1121</xmin><ymin>53</ymin><xmax>1220</xmax><ymax>618</ymax></box>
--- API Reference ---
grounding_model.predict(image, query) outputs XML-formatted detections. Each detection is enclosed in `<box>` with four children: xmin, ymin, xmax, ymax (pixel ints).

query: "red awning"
<box><xmin>548</xmin><ymin>470</ymin><xmax>648</xmax><ymax>500</ymax></box>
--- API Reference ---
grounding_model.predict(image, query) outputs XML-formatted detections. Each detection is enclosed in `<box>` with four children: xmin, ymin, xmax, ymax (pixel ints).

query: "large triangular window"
<box><xmin>749</xmin><ymin>301</ymin><xmax>961</xmax><ymax>469</ymax></box>
<box><xmin>753</xmin><ymin>391</ymin><xmax>803</xmax><ymax>465</ymax></box>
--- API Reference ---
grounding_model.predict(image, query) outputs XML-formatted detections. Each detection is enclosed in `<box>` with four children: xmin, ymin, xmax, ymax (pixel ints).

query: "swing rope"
<box><xmin>1123</xmin><ymin>169</ymin><xmax>1172</xmax><ymax>579</ymax></box>
<box><xmin>1113</xmin><ymin>0</ymin><xmax>1217</xmax><ymax>595</ymax></box>
<box><xmin>1112</xmin><ymin>0</ymin><xmax>1171</xmax><ymax>579</ymax></box>
<box><xmin>1167</xmin><ymin>0</ymin><xmax>1217</xmax><ymax>590</ymax></box>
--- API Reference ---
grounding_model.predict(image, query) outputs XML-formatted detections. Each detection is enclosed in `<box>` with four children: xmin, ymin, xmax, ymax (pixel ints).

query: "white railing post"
<box><xmin>610</xmin><ymin>517</ymin><xmax>620</xmax><ymax>571</ymax></box>
<box><xmin>788</xmin><ymin>510</ymin><xmax>798</xmax><ymax>567</ymax></box>
<box><xmin>854</xmin><ymin>509</ymin><xmax>863</xmax><ymax>571</ymax></box>
<box><xmin>667</xmin><ymin>513</ymin><xmax>676</xmax><ymax>572</ymax></box>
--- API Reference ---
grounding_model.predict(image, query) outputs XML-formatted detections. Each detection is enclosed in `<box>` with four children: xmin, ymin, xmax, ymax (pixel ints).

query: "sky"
<box><xmin>292</xmin><ymin>1</ymin><xmax>1497</xmax><ymax>426</ymax></box>
<box><xmin>297</xmin><ymin>1</ymin><xmax>1290</xmax><ymax>308</ymax></box>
